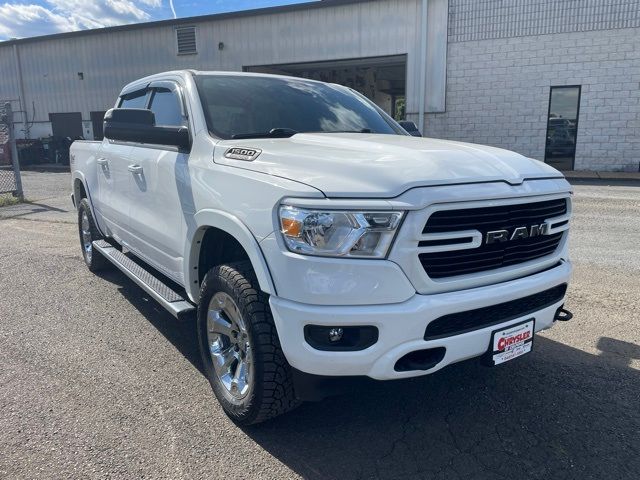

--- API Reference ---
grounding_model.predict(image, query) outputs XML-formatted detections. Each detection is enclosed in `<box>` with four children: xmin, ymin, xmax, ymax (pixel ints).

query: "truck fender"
<box><xmin>184</xmin><ymin>209</ymin><xmax>276</xmax><ymax>301</ymax></box>
<box><xmin>72</xmin><ymin>171</ymin><xmax>106</xmax><ymax>236</ymax></box>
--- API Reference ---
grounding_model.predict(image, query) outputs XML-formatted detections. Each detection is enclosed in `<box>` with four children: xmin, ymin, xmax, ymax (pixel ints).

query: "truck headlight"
<box><xmin>278</xmin><ymin>206</ymin><xmax>404</xmax><ymax>258</ymax></box>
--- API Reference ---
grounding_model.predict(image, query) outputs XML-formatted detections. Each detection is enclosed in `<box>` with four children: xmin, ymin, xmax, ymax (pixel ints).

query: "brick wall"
<box><xmin>424</xmin><ymin>1</ymin><xmax>640</xmax><ymax>171</ymax></box>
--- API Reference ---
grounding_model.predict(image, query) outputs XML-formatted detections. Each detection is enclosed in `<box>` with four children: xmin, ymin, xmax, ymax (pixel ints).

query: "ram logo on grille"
<box><xmin>485</xmin><ymin>223</ymin><xmax>550</xmax><ymax>244</ymax></box>
<box><xmin>419</xmin><ymin>198</ymin><xmax>567</xmax><ymax>278</ymax></box>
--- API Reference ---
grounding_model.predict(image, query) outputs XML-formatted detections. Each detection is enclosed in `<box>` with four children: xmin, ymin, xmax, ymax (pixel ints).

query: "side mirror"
<box><xmin>103</xmin><ymin>108</ymin><xmax>190</xmax><ymax>150</ymax></box>
<box><xmin>398</xmin><ymin>120</ymin><xmax>422</xmax><ymax>137</ymax></box>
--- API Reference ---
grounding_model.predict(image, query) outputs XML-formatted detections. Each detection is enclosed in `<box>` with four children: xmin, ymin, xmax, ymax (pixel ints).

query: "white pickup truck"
<box><xmin>71</xmin><ymin>70</ymin><xmax>573</xmax><ymax>425</ymax></box>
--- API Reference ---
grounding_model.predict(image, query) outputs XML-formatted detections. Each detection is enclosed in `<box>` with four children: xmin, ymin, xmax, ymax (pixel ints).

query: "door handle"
<box><xmin>96</xmin><ymin>157</ymin><xmax>108</xmax><ymax>166</ymax></box>
<box><xmin>128</xmin><ymin>164</ymin><xmax>144</xmax><ymax>174</ymax></box>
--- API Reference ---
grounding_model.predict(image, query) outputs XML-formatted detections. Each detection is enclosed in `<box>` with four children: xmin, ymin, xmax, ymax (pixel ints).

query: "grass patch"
<box><xmin>0</xmin><ymin>195</ymin><xmax>23</xmax><ymax>207</ymax></box>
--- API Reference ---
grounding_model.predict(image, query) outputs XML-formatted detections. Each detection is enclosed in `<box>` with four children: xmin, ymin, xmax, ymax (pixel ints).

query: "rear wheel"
<box><xmin>78</xmin><ymin>198</ymin><xmax>110</xmax><ymax>272</ymax></box>
<box><xmin>197</xmin><ymin>261</ymin><xmax>300</xmax><ymax>425</ymax></box>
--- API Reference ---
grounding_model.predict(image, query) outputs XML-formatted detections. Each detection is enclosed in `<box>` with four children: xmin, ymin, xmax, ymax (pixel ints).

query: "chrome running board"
<box><xmin>92</xmin><ymin>240</ymin><xmax>195</xmax><ymax>319</ymax></box>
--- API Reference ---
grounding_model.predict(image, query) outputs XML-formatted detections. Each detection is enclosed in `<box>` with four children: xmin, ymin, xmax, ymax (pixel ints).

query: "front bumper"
<box><xmin>270</xmin><ymin>260</ymin><xmax>572</xmax><ymax>380</ymax></box>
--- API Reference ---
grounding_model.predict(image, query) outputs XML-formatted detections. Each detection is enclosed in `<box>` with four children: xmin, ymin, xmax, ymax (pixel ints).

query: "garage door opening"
<box><xmin>244</xmin><ymin>55</ymin><xmax>407</xmax><ymax>120</ymax></box>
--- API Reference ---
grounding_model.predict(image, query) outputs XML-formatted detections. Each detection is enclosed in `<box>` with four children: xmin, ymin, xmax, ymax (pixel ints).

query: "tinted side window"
<box><xmin>149</xmin><ymin>88</ymin><xmax>183</xmax><ymax>126</ymax></box>
<box><xmin>119</xmin><ymin>91</ymin><xmax>148</xmax><ymax>109</ymax></box>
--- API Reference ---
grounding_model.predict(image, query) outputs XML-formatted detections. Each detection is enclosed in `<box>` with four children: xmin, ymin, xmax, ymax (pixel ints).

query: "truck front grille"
<box><xmin>419</xmin><ymin>198</ymin><xmax>567</xmax><ymax>279</ymax></box>
<box><xmin>424</xmin><ymin>283</ymin><xmax>567</xmax><ymax>340</ymax></box>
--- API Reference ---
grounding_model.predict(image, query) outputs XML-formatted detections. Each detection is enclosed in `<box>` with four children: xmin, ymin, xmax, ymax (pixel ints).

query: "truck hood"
<box><xmin>213</xmin><ymin>133</ymin><xmax>563</xmax><ymax>198</ymax></box>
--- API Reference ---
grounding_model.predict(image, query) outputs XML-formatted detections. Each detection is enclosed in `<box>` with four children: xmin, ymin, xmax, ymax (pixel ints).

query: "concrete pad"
<box><xmin>597</xmin><ymin>171</ymin><xmax>640</xmax><ymax>180</ymax></box>
<box><xmin>1</xmin><ymin>171</ymin><xmax>639</xmax><ymax>480</ymax></box>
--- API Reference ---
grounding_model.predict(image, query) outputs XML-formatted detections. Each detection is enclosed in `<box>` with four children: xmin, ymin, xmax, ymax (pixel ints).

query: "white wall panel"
<box><xmin>0</xmin><ymin>0</ymin><xmax>448</xmax><ymax>137</ymax></box>
<box><xmin>0</xmin><ymin>48</ymin><xmax>19</xmax><ymax>103</ymax></box>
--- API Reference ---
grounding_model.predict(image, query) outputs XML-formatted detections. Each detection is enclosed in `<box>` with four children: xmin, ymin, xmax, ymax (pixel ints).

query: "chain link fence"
<box><xmin>0</xmin><ymin>102</ymin><xmax>23</xmax><ymax>199</ymax></box>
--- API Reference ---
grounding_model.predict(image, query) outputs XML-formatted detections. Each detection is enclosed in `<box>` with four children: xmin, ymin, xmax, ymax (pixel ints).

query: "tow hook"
<box><xmin>554</xmin><ymin>305</ymin><xmax>573</xmax><ymax>322</ymax></box>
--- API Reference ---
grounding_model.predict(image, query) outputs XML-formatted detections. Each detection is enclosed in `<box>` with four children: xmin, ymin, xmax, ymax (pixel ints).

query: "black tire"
<box><xmin>197</xmin><ymin>261</ymin><xmax>300</xmax><ymax>425</ymax></box>
<box><xmin>77</xmin><ymin>198</ymin><xmax>110</xmax><ymax>272</ymax></box>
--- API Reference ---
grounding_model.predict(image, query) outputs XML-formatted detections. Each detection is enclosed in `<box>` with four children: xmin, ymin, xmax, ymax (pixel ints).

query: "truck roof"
<box><xmin>121</xmin><ymin>70</ymin><xmax>326</xmax><ymax>96</ymax></box>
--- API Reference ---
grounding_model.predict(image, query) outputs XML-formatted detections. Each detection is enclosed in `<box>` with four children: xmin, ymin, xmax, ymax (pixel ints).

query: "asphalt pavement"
<box><xmin>1</xmin><ymin>172</ymin><xmax>638</xmax><ymax>479</ymax></box>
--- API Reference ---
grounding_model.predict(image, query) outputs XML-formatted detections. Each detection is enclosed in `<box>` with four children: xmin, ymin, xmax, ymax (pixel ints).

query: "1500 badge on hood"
<box><xmin>224</xmin><ymin>147</ymin><xmax>262</xmax><ymax>161</ymax></box>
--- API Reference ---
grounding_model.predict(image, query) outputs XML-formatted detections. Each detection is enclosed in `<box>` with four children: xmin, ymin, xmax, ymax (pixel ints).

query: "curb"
<box><xmin>562</xmin><ymin>171</ymin><xmax>640</xmax><ymax>182</ymax></box>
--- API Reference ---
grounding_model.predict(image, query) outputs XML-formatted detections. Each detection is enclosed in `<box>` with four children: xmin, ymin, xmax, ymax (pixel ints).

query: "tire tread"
<box><xmin>198</xmin><ymin>261</ymin><xmax>300</xmax><ymax>425</ymax></box>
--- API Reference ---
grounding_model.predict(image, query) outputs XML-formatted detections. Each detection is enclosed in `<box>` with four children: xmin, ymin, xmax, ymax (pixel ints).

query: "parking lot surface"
<box><xmin>1</xmin><ymin>172</ymin><xmax>639</xmax><ymax>479</ymax></box>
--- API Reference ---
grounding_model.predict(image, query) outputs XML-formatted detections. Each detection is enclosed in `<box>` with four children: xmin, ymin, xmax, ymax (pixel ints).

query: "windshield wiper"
<box><xmin>232</xmin><ymin>128</ymin><xmax>298</xmax><ymax>139</ymax></box>
<box><xmin>319</xmin><ymin>128</ymin><xmax>372</xmax><ymax>134</ymax></box>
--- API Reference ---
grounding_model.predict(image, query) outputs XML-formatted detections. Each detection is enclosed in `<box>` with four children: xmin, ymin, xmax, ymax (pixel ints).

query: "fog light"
<box><xmin>304</xmin><ymin>325</ymin><xmax>379</xmax><ymax>351</ymax></box>
<box><xmin>328</xmin><ymin>328</ymin><xmax>344</xmax><ymax>342</ymax></box>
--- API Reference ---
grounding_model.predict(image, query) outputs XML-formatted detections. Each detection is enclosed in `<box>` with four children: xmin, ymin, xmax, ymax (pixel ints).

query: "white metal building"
<box><xmin>1</xmin><ymin>0</ymin><xmax>638</xmax><ymax>171</ymax></box>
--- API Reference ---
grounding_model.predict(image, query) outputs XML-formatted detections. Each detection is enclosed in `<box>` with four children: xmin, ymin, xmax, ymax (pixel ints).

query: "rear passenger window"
<box><xmin>119</xmin><ymin>91</ymin><xmax>148</xmax><ymax>109</ymax></box>
<box><xmin>149</xmin><ymin>88</ymin><xmax>183</xmax><ymax>126</ymax></box>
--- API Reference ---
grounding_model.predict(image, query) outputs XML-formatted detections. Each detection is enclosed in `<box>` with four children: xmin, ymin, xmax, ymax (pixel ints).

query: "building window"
<box><xmin>176</xmin><ymin>26</ymin><xmax>197</xmax><ymax>55</ymax></box>
<box><xmin>545</xmin><ymin>86</ymin><xmax>581</xmax><ymax>171</ymax></box>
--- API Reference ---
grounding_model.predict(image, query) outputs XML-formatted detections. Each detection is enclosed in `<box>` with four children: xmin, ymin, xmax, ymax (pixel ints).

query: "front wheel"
<box><xmin>197</xmin><ymin>261</ymin><xmax>300</xmax><ymax>425</ymax></box>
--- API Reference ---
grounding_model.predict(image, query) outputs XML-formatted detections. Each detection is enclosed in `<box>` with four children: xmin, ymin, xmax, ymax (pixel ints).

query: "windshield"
<box><xmin>195</xmin><ymin>74</ymin><xmax>405</xmax><ymax>139</ymax></box>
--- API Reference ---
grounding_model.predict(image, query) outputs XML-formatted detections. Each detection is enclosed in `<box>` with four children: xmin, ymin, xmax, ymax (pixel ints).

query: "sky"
<box><xmin>0</xmin><ymin>0</ymin><xmax>314</xmax><ymax>41</ymax></box>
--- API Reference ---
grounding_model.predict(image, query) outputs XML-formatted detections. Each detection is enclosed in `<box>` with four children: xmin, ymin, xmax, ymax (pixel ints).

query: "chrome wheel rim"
<box><xmin>81</xmin><ymin>211</ymin><xmax>92</xmax><ymax>263</ymax></box>
<box><xmin>206</xmin><ymin>292</ymin><xmax>252</xmax><ymax>400</ymax></box>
